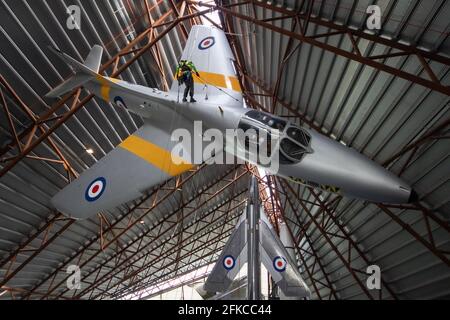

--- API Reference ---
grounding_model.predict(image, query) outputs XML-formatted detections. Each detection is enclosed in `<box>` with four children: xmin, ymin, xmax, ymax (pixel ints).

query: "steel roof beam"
<box><xmin>382</xmin><ymin>118</ymin><xmax>450</xmax><ymax>167</ymax></box>
<box><xmin>242</xmin><ymin>71</ymin><xmax>450</xmax><ymax>276</ymax></box>
<box><xmin>72</xmin><ymin>170</ymin><xmax>248</xmax><ymax>299</ymax></box>
<box><xmin>268</xmin><ymin>175</ymin><xmax>333</xmax><ymax>299</ymax></box>
<box><xmin>196</xmin><ymin>1</ymin><xmax>450</xmax><ymax>96</ymax></box>
<box><xmin>270</xmin><ymin>0</ymin><xmax>314</xmax><ymax>114</ymax></box>
<box><xmin>0</xmin><ymin>212</ymin><xmax>61</xmax><ymax>269</ymax></box>
<box><xmin>251</xmin><ymin>0</ymin><xmax>450</xmax><ymax>66</ymax></box>
<box><xmin>23</xmin><ymin>164</ymin><xmax>210</xmax><ymax>299</ymax></box>
<box><xmin>113</xmin><ymin>243</ymin><xmax>227</xmax><ymax>299</ymax></box>
<box><xmin>0</xmin><ymin>5</ymin><xmax>222</xmax><ymax>178</ymax></box>
<box><xmin>377</xmin><ymin>204</ymin><xmax>449</xmax><ymax>266</ymax></box>
<box><xmin>167</xmin><ymin>0</ymin><xmax>189</xmax><ymax>40</ymax></box>
<box><xmin>0</xmin><ymin>76</ymin><xmax>79</xmax><ymax>180</ymax></box>
<box><xmin>307</xmin><ymin>188</ymin><xmax>399</xmax><ymax>299</ymax></box>
<box><xmin>109</xmin><ymin>212</ymin><xmax>240</xmax><ymax>299</ymax></box>
<box><xmin>0</xmin><ymin>215</ymin><xmax>74</xmax><ymax>289</ymax></box>
<box><xmin>277</xmin><ymin>178</ymin><xmax>376</xmax><ymax>299</ymax></box>
<box><xmin>99</xmin><ymin>219</ymin><xmax>238</xmax><ymax>299</ymax></box>
<box><xmin>31</xmin><ymin>165</ymin><xmax>240</xmax><ymax>299</ymax></box>
<box><xmin>81</xmin><ymin>193</ymin><xmax>245</xmax><ymax>299</ymax></box>
<box><xmin>0</xmin><ymin>6</ymin><xmax>170</xmax><ymax>161</ymax></box>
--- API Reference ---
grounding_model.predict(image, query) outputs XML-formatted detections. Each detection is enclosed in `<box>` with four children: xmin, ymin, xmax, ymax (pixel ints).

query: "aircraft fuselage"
<box><xmin>87</xmin><ymin>77</ymin><xmax>416</xmax><ymax>204</ymax></box>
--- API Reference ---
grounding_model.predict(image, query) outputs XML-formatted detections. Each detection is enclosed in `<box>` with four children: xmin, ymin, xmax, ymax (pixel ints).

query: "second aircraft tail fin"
<box><xmin>204</xmin><ymin>214</ymin><xmax>247</xmax><ymax>293</ymax></box>
<box><xmin>204</xmin><ymin>207</ymin><xmax>311</xmax><ymax>298</ymax></box>
<box><xmin>259</xmin><ymin>213</ymin><xmax>311</xmax><ymax>298</ymax></box>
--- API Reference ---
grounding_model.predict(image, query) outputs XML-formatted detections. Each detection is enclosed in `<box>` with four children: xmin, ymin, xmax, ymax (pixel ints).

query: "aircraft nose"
<box><xmin>408</xmin><ymin>189</ymin><xmax>419</xmax><ymax>203</ymax></box>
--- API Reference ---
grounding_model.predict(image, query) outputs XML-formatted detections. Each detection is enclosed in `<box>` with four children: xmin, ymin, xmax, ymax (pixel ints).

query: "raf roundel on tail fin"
<box><xmin>223</xmin><ymin>255</ymin><xmax>236</xmax><ymax>270</ymax></box>
<box><xmin>170</xmin><ymin>25</ymin><xmax>242</xmax><ymax>106</ymax></box>
<box><xmin>273</xmin><ymin>256</ymin><xmax>287</xmax><ymax>272</ymax></box>
<box><xmin>198</xmin><ymin>36</ymin><xmax>215</xmax><ymax>50</ymax></box>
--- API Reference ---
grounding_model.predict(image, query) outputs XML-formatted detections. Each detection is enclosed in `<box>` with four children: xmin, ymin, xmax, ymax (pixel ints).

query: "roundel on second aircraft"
<box><xmin>273</xmin><ymin>256</ymin><xmax>287</xmax><ymax>272</ymax></box>
<box><xmin>223</xmin><ymin>255</ymin><xmax>235</xmax><ymax>270</ymax></box>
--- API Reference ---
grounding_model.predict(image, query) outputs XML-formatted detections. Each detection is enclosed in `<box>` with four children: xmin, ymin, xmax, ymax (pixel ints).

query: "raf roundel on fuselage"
<box><xmin>114</xmin><ymin>96</ymin><xmax>127</xmax><ymax>109</ymax></box>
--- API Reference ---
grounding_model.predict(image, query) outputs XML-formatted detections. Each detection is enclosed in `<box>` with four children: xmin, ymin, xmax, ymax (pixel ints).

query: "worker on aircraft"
<box><xmin>175</xmin><ymin>59</ymin><xmax>200</xmax><ymax>102</ymax></box>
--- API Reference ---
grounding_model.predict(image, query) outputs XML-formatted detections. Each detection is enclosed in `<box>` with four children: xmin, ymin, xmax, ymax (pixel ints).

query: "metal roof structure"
<box><xmin>0</xmin><ymin>0</ymin><xmax>449</xmax><ymax>300</ymax></box>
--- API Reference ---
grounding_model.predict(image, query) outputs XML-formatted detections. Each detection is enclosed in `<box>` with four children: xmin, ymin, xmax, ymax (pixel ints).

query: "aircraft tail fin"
<box><xmin>204</xmin><ymin>207</ymin><xmax>311</xmax><ymax>298</ymax></box>
<box><xmin>45</xmin><ymin>45</ymin><xmax>103</xmax><ymax>98</ymax></box>
<box><xmin>83</xmin><ymin>45</ymin><xmax>103</xmax><ymax>73</ymax></box>
<box><xmin>259</xmin><ymin>213</ymin><xmax>311</xmax><ymax>298</ymax></box>
<box><xmin>170</xmin><ymin>25</ymin><xmax>242</xmax><ymax>106</ymax></box>
<box><xmin>204</xmin><ymin>213</ymin><xmax>247</xmax><ymax>293</ymax></box>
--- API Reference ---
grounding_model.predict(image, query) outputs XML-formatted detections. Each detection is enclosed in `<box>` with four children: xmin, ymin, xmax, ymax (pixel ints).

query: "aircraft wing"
<box><xmin>260</xmin><ymin>213</ymin><xmax>311</xmax><ymax>298</ymax></box>
<box><xmin>51</xmin><ymin>116</ymin><xmax>195</xmax><ymax>219</ymax></box>
<box><xmin>204</xmin><ymin>214</ymin><xmax>247</xmax><ymax>293</ymax></box>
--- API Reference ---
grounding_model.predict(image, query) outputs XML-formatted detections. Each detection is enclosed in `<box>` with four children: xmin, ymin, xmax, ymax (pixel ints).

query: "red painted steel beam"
<box><xmin>382</xmin><ymin>118</ymin><xmax>450</xmax><ymax>167</ymax></box>
<box><xmin>113</xmin><ymin>245</ymin><xmax>227</xmax><ymax>299</ymax></box>
<box><xmin>22</xmin><ymin>164</ymin><xmax>211</xmax><ymax>299</ymax></box>
<box><xmin>306</xmin><ymin>189</ymin><xmax>399</xmax><ymax>299</ymax></box>
<box><xmin>94</xmin><ymin>222</ymin><xmax>236</xmax><ymax>299</ymax></box>
<box><xmin>377</xmin><ymin>204</ymin><xmax>449</xmax><ymax>266</ymax></box>
<box><xmin>0</xmin><ymin>212</ymin><xmax>61</xmax><ymax>269</ymax></box>
<box><xmin>0</xmin><ymin>218</ymin><xmax>74</xmax><ymax>288</ymax></box>
<box><xmin>277</xmin><ymin>178</ymin><xmax>375</xmax><ymax>299</ymax></box>
<box><xmin>197</xmin><ymin>1</ymin><xmax>450</xmax><ymax>96</ymax></box>
<box><xmin>0</xmin><ymin>6</ymin><xmax>222</xmax><ymax>178</ymax></box>
<box><xmin>271</xmin><ymin>177</ymin><xmax>339</xmax><ymax>300</ymax></box>
<box><xmin>71</xmin><ymin>171</ymin><xmax>248</xmax><ymax>299</ymax></box>
<box><xmin>251</xmin><ymin>0</ymin><xmax>450</xmax><ymax>66</ymax></box>
<box><xmin>79</xmin><ymin>193</ymin><xmax>245</xmax><ymax>299</ymax></box>
<box><xmin>38</xmin><ymin>166</ymin><xmax>243</xmax><ymax>300</ymax></box>
<box><xmin>168</xmin><ymin>0</ymin><xmax>189</xmax><ymax>40</ymax></box>
<box><xmin>109</xmin><ymin>209</ymin><xmax>242</xmax><ymax>299</ymax></box>
<box><xmin>0</xmin><ymin>6</ymin><xmax>174</xmax><ymax>161</ymax></box>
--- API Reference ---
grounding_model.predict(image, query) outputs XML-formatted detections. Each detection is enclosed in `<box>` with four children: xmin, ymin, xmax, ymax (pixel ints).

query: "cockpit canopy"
<box><xmin>238</xmin><ymin>110</ymin><xmax>312</xmax><ymax>165</ymax></box>
<box><xmin>241</xmin><ymin>109</ymin><xmax>287</xmax><ymax>131</ymax></box>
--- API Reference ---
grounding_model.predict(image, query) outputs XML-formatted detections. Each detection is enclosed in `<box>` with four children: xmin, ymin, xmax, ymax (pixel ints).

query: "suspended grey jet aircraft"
<box><xmin>47</xmin><ymin>25</ymin><xmax>417</xmax><ymax>219</ymax></box>
<box><xmin>204</xmin><ymin>176</ymin><xmax>310</xmax><ymax>299</ymax></box>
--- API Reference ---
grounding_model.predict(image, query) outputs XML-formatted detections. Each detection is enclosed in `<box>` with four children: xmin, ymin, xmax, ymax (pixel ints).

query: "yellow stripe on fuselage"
<box><xmin>119</xmin><ymin>135</ymin><xmax>193</xmax><ymax>176</ymax></box>
<box><xmin>95</xmin><ymin>74</ymin><xmax>110</xmax><ymax>101</ymax></box>
<box><xmin>95</xmin><ymin>75</ymin><xmax>121</xmax><ymax>101</ymax></box>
